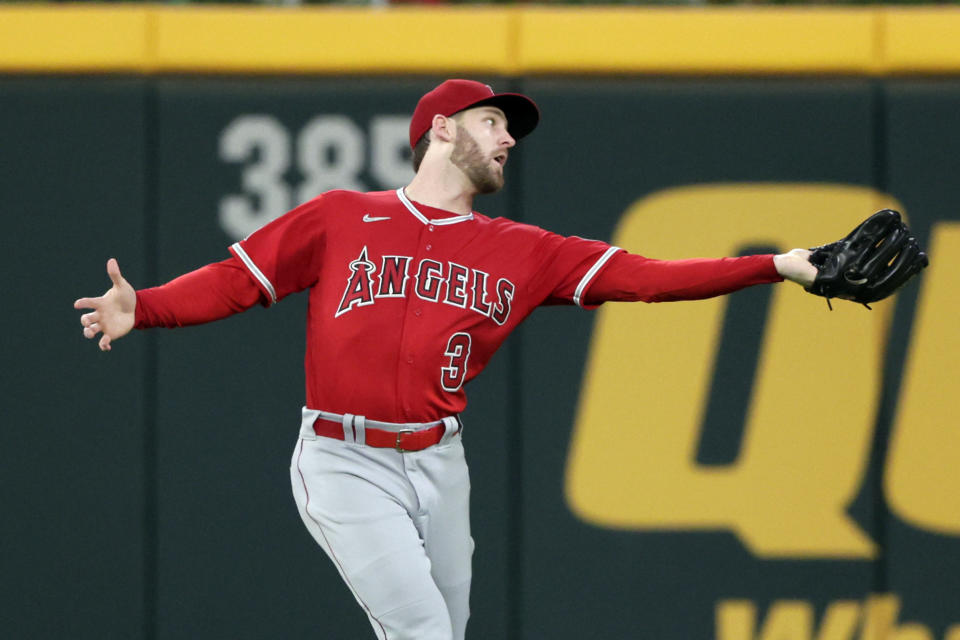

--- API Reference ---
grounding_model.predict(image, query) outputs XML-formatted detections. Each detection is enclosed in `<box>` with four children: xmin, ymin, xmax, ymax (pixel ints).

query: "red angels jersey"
<box><xmin>228</xmin><ymin>188</ymin><xmax>620</xmax><ymax>422</ymax></box>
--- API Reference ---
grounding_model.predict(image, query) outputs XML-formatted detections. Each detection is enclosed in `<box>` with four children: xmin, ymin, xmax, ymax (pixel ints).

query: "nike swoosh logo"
<box><xmin>362</xmin><ymin>214</ymin><xmax>391</xmax><ymax>223</ymax></box>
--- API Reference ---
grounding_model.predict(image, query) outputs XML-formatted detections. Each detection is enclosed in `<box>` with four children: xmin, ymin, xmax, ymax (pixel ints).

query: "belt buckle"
<box><xmin>395</xmin><ymin>429</ymin><xmax>415</xmax><ymax>453</ymax></box>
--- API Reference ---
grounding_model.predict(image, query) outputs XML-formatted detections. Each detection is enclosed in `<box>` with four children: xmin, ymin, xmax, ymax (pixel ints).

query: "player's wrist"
<box><xmin>774</xmin><ymin>250</ymin><xmax>816</xmax><ymax>287</ymax></box>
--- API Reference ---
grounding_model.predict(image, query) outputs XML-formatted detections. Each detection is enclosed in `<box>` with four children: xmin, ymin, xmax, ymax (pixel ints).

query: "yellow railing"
<box><xmin>2</xmin><ymin>5</ymin><xmax>960</xmax><ymax>74</ymax></box>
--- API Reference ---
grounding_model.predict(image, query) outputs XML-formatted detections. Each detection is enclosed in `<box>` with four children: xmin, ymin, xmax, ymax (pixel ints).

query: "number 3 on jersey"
<box><xmin>441</xmin><ymin>332</ymin><xmax>472</xmax><ymax>392</ymax></box>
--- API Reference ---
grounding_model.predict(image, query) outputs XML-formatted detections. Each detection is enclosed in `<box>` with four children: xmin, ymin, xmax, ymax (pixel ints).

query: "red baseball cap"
<box><xmin>408</xmin><ymin>79</ymin><xmax>540</xmax><ymax>149</ymax></box>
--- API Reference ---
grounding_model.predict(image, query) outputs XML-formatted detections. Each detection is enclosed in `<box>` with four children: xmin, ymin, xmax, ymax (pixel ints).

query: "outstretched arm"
<box><xmin>583</xmin><ymin>249</ymin><xmax>816</xmax><ymax>305</ymax></box>
<box><xmin>73</xmin><ymin>258</ymin><xmax>136</xmax><ymax>351</ymax></box>
<box><xmin>133</xmin><ymin>258</ymin><xmax>262</xmax><ymax>329</ymax></box>
<box><xmin>74</xmin><ymin>256</ymin><xmax>263</xmax><ymax>352</ymax></box>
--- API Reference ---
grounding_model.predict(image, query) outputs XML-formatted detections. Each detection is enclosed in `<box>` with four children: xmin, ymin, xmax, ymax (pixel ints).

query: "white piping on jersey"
<box><xmin>396</xmin><ymin>188</ymin><xmax>475</xmax><ymax>226</ymax></box>
<box><xmin>231</xmin><ymin>242</ymin><xmax>278</xmax><ymax>305</ymax></box>
<box><xmin>573</xmin><ymin>246</ymin><xmax>622</xmax><ymax>308</ymax></box>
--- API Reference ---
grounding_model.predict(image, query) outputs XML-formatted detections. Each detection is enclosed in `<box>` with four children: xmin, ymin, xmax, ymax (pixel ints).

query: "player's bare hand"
<box><xmin>73</xmin><ymin>258</ymin><xmax>136</xmax><ymax>351</ymax></box>
<box><xmin>773</xmin><ymin>249</ymin><xmax>817</xmax><ymax>288</ymax></box>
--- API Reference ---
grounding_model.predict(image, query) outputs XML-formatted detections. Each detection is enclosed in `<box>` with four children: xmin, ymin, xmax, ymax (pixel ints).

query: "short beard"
<box><xmin>451</xmin><ymin>128</ymin><xmax>503</xmax><ymax>194</ymax></box>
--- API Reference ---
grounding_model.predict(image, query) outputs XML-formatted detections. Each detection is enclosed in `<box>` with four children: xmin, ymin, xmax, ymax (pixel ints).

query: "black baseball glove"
<box><xmin>805</xmin><ymin>209</ymin><xmax>928</xmax><ymax>309</ymax></box>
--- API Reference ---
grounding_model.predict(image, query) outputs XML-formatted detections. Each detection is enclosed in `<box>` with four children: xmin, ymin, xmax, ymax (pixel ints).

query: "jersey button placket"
<box><xmin>398</xmin><ymin>223</ymin><xmax>432</xmax><ymax>411</ymax></box>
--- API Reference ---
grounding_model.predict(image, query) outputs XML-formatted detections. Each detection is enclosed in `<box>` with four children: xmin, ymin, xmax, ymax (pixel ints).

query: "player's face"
<box><xmin>451</xmin><ymin>107</ymin><xmax>515</xmax><ymax>194</ymax></box>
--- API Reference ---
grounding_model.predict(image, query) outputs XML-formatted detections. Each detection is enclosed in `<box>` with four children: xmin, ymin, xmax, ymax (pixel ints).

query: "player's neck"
<box><xmin>404</xmin><ymin>162</ymin><xmax>476</xmax><ymax>216</ymax></box>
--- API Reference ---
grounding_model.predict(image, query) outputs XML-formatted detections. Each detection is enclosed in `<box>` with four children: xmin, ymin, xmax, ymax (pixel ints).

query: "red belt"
<box><xmin>312</xmin><ymin>416</ymin><xmax>455</xmax><ymax>452</ymax></box>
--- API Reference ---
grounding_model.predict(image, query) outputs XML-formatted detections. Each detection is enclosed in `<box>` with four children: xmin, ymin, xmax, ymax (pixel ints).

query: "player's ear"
<box><xmin>431</xmin><ymin>114</ymin><xmax>456</xmax><ymax>143</ymax></box>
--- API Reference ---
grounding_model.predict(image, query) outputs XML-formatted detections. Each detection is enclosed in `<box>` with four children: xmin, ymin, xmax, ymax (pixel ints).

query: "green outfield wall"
<box><xmin>2</xmin><ymin>7</ymin><xmax>959</xmax><ymax>640</ymax></box>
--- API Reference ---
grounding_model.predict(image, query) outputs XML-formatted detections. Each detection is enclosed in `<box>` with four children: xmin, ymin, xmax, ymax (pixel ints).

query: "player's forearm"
<box><xmin>584</xmin><ymin>252</ymin><xmax>783</xmax><ymax>304</ymax></box>
<box><xmin>134</xmin><ymin>258</ymin><xmax>263</xmax><ymax>329</ymax></box>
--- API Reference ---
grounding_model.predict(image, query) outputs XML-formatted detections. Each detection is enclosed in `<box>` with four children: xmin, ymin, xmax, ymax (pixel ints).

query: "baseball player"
<box><xmin>74</xmin><ymin>79</ymin><xmax>818</xmax><ymax>640</ymax></box>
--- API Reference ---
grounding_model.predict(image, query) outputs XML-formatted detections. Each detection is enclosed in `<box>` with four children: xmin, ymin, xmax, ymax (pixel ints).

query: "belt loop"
<box><xmin>300</xmin><ymin>407</ymin><xmax>320</xmax><ymax>440</ymax></box>
<box><xmin>353</xmin><ymin>415</ymin><xmax>367</xmax><ymax>446</ymax></box>
<box><xmin>439</xmin><ymin>416</ymin><xmax>459</xmax><ymax>445</ymax></box>
<box><xmin>342</xmin><ymin>413</ymin><xmax>355</xmax><ymax>443</ymax></box>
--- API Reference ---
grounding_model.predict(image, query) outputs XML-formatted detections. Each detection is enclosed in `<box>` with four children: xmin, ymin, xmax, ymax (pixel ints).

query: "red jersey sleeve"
<box><xmin>526</xmin><ymin>230</ymin><xmax>623</xmax><ymax>308</ymax></box>
<box><xmin>582</xmin><ymin>251</ymin><xmax>783</xmax><ymax>305</ymax></box>
<box><xmin>134</xmin><ymin>256</ymin><xmax>262</xmax><ymax>329</ymax></box>
<box><xmin>228</xmin><ymin>194</ymin><xmax>330</xmax><ymax>306</ymax></box>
